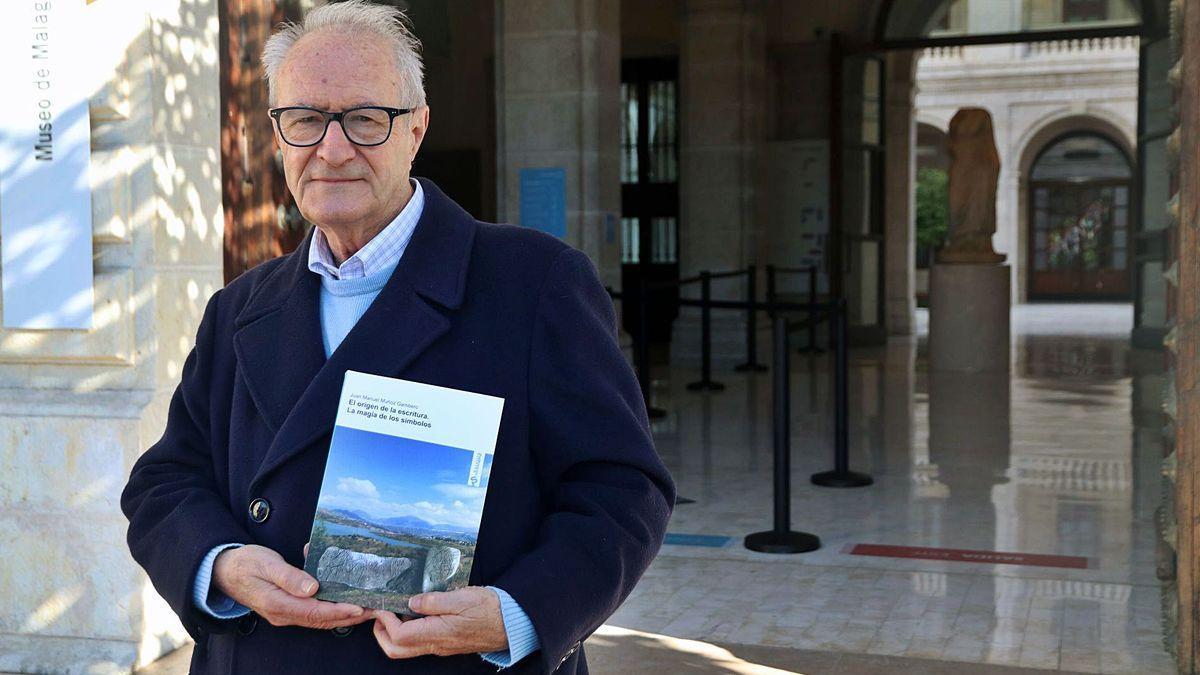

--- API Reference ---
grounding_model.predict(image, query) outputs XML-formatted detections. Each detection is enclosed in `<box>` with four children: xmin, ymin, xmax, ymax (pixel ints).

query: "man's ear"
<box><xmin>408</xmin><ymin>106</ymin><xmax>430</xmax><ymax>159</ymax></box>
<box><xmin>270</xmin><ymin>119</ymin><xmax>284</xmax><ymax>151</ymax></box>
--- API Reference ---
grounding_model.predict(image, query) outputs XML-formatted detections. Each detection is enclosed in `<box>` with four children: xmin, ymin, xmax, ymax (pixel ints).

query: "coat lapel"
<box><xmin>236</xmin><ymin>178</ymin><xmax>478</xmax><ymax>490</ymax></box>
<box><xmin>232</xmin><ymin>228</ymin><xmax>325</xmax><ymax>438</ymax></box>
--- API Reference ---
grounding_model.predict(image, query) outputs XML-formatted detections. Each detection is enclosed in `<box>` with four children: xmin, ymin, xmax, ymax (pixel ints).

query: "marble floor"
<box><xmin>605</xmin><ymin>304</ymin><xmax>1175</xmax><ymax>674</ymax></box>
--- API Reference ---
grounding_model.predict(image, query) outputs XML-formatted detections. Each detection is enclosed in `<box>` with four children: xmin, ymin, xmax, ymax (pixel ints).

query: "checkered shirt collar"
<box><xmin>307</xmin><ymin>178</ymin><xmax>424</xmax><ymax>281</ymax></box>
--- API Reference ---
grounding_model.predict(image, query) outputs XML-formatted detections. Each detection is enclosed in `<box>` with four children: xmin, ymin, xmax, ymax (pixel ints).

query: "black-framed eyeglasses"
<box><xmin>268</xmin><ymin>105</ymin><xmax>413</xmax><ymax>147</ymax></box>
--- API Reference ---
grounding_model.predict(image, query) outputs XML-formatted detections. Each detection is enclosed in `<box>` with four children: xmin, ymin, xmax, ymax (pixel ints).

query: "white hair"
<box><xmin>262</xmin><ymin>0</ymin><xmax>426</xmax><ymax>108</ymax></box>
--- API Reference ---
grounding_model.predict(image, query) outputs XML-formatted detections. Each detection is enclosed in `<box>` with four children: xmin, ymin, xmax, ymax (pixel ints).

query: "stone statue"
<box><xmin>939</xmin><ymin>108</ymin><xmax>1006</xmax><ymax>264</ymax></box>
<box><xmin>422</xmin><ymin>546</ymin><xmax>463</xmax><ymax>592</ymax></box>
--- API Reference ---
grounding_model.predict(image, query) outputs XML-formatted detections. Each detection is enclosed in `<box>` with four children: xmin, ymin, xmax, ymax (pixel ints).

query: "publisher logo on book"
<box><xmin>467</xmin><ymin>452</ymin><xmax>485</xmax><ymax>487</ymax></box>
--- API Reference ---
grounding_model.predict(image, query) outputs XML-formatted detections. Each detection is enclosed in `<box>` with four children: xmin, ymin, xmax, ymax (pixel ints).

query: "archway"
<box><xmin>874</xmin><ymin>0</ymin><xmax>1153</xmax><ymax>44</ymax></box>
<box><xmin>868</xmin><ymin>0</ymin><xmax>1180</xmax><ymax>668</ymax></box>
<box><xmin>1016</xmin><ymin>114</ymin><xmax>1136</xmax><ymax>300</ymax></box>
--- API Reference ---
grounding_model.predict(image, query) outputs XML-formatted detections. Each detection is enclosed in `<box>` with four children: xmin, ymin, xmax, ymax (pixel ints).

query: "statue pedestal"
<box><xmin>929</xmin><ymin>263</ymin><xmax>1010</xmax><ymax>373</ymax></box>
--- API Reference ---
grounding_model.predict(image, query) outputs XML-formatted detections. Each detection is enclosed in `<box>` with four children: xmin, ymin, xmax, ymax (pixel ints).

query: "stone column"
<box><xmin>0</xmin><ymin>2</ymin><xmax>222</xmax><ymax>672</ymax></box>
<box><xmin>1168</xmin><ymin>0</ymin><xmax>1199</xmax><ymax>666</ymax></box>
<box><xmin>884</xmin><ymin>51</ymin><xmax>917</xmax><ymax>336</ymax></box>
<box><xmin>672</xmin><ymin>0</ymin><xmax>765</xmax><ymax>366</ymax></box>
<box><xmin>495</xmin><ymin>0</ymin><xmax>622</xmax><ymax>289</ymax></box>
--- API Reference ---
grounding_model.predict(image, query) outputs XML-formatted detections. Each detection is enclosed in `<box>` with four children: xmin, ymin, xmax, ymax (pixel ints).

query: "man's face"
<box><xmin>273</xmin><ymin>30</ymin><xmax>429</xmax><ymax>232</ymax></box>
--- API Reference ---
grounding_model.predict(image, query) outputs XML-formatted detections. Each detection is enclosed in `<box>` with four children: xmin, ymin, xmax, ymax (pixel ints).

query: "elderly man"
<box><xmin>120</xmin><ymin>2</ymin><xmax>674</xmax><ymax>673</ymax></box>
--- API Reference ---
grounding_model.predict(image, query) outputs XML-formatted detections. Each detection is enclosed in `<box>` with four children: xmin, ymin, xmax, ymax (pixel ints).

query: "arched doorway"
<box><xmin>1026</xmin><ymin>132</ymin><xmax>1133</xmax><ymax>300</ymax></box>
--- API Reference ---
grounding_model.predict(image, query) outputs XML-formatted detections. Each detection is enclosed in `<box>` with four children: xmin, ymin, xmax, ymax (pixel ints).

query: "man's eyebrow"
<box><xmin>286</xmin><ymin>101</ymin><xmax>384</xmax><ymax>110</ymax></box>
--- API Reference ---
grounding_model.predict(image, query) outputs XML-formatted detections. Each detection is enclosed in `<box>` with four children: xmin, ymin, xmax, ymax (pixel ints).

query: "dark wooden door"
<box><xmin>620</xmin><ymin>58</ymin><xmax>680</xmax><ymax>345</ymax></box>
<box><xmin>219</xmin><ymin>0</ymin><xmax>309</xmax><ymax>285</ymax></box>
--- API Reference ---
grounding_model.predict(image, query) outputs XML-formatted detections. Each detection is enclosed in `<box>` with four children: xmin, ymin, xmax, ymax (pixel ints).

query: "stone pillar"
<box><xmin>884</xmin><ymin>52</ymin><xmax>917</xmax><ymax>337</ymax></box>
<box><xmin>0</xmin><ymin>2</ymin><xmax>222</xmax><ymax>672</ymax></box>
<box><xmin>495</xmin><ymin>0</ymin><xmax>622</xmax><ymax>289</ymax></box>
<box><xmin>929</xmin><ymin>108</ymin><xmax>1010</xmax><ymax>373</ymax></box>
<box><xmin>672</xmin><ymin>0</ymin><xmax>766</xmax><ymax>366</ymax></box>
<box><xmin>1168</xmin><ymin>0</ymin><xmax>1199</xmax><ymax>667</ymax></box>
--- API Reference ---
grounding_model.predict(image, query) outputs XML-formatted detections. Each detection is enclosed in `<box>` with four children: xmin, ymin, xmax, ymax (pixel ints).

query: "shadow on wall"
<box><xmin>1</xmin><ymin>0</ymin><xmax>223</xmax><ymax>385</ymax></box>
<box><xmin>0</xmin><ymin>0</ymin><xmax>224</xmax><ymax>669</ymax></box>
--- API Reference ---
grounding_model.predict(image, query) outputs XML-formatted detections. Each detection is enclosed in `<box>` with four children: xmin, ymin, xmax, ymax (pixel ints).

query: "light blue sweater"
<box><xmin>318</xmin><ymin>259</ymin><xmax>397</xmax><ymax>357</ymax></box>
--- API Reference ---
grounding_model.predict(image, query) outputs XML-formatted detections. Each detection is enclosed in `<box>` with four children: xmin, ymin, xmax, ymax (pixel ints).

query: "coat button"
<box><xmin>332</xmin><ymin>625</ymin><xmax>354</xmax><ymax>637</ymax></box>
<box><xmin>248</xmin><ymin>498</ymin><xmax>271</xmax><ymax>523</ymax></box>
<box><xmin>236</xmin><ymin>614</ymin><xmax>258</xmax><ymax>636</ymax></box>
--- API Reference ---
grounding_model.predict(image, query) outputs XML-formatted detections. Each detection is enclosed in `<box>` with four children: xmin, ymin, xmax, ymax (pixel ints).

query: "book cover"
<box><xmin>304</xmin><ymin>370</ymin><xmax>504</xmax><ymax>614</ymax></box>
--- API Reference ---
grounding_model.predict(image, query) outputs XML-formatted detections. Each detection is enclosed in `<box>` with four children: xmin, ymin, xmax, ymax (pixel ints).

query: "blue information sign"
<box><xmin>519</xmin><ymin>167</ymin><xmax>567</xmax><ymax>239</ymax></box>
<box><xmin>663</xmin><ymin>533</ymin><xmax>732</xmax><ymax>548</ymax></box>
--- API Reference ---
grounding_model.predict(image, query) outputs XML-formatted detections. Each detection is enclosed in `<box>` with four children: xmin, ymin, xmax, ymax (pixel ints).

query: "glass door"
<box><xmin>835</xmin><ymin>45</ymin><xmax>887</xmax><ymax>344</ymax></box>
<box><xmin>620</xmin><ymin>58</ymin><xmax>680</xmax><ymax>345</ymax></box>
<box><xmin>1132</xmin><ymin>31</ymin><xmax>1172</xmax><ymax>347</ymax></box>
<box><xmin>1027</xmin><ymin>133</ymin><xmax>1133</xmax><ymax>300</ymax></box>
<box><xmin>1028</xmin><ymin>181</ymin><xmax>1132</xmax><ymax>299</ymax></box>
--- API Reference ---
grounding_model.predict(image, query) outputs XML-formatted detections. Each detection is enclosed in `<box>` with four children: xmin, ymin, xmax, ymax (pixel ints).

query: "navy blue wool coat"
<box><xmin>121</xmin><ymin>178</ymin><xmax>675</xmax><ymax>674</ymax></box>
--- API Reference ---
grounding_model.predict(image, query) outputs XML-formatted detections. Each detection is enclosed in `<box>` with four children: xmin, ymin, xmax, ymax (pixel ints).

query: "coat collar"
<box><xmin>232</xmin><ymin>177</ymin><xmax>477</xmax><ymax>489</ymax></box>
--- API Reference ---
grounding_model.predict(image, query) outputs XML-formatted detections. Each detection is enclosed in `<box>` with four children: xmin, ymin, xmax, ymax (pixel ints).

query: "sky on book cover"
<box><xmin>318</xmin><ymin>425</ymin><xmax>494</xmax><ymax>532</ymax></box>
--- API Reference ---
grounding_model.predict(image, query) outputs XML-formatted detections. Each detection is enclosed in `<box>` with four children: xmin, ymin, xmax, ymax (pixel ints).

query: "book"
<box><xmin>304</xmin><ymin>370</ymin><xmax>505</xmax><ymax>615</ymax></box>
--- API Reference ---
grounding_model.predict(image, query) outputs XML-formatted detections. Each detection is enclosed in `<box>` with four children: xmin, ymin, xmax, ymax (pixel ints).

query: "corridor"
<box><xmin>599</xmin><ymin>304</ymin><xmax>1172</xmax><ymax>673</ymax></box>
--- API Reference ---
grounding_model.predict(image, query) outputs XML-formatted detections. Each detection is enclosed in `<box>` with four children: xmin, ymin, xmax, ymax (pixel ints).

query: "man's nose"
<box><xmin>316</xmin><ymin>119</ymin><xmax>356</xmax><ymax>165</ymax></box>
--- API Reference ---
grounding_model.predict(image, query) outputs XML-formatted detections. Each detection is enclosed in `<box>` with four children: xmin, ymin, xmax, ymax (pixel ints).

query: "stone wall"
<box><xmin>0</xmin><ymin>2</ymin><xmax>223</xmax><ymax>672</ymax></box>
<box><xmin>495</xmin><ymin>0</ymin><xmax>622</xmax><ymax>289</ymax></box>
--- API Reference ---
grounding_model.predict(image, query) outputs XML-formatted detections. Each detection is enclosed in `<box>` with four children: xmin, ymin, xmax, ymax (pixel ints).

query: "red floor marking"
<box><xmin>846</xmin><ymin>543</ymin><xmax>1091</xmax><ymax>569</ymax></box>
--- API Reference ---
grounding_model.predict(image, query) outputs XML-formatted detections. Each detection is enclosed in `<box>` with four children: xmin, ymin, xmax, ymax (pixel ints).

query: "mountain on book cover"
<box><xmin>304</xmin><ymin>370</ymin><xmax>504</xmax><ymax>614</ymax></box>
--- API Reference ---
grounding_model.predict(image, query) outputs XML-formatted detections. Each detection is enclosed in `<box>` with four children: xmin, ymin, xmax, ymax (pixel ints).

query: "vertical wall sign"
<box><xmin>0</xmin><ymin>0</ymin><xmax>94</xmax><ymax>329</ymax></box>
<box><xmin>792</xmin><ymin>140</ymin><xmax>830</xmax><ymax>290</ymax></box>
<box><xmin>766</xmin><ymin>140</ymin><xmax>830</xmax><ymax>295</ymax></box>
<box><xmin>519</xmin><ymin>167</ymin><xmax>567</xmax><ymax>239</ymax></box>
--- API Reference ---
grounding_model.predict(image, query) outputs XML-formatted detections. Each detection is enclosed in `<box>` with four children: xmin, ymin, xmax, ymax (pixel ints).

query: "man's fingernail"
<box><xmin>303</xmin><ymin>581</ymin><xmax>317</xmax><ymax>594</ymax></box>
<box><xmin>407</xmin><ymin>596</ymin><xmax>421</xmax><ymax>612</ymax></box>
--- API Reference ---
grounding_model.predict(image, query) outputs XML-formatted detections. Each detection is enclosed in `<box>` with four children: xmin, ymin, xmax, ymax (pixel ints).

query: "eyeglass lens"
<box><xmin>277</xmin><ymin>108</ymin><xmax>392</xmax><ymax>145</ymax></box>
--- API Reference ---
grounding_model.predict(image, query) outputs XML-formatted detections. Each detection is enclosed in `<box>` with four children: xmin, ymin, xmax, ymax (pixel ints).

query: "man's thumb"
<box><xmin>271</xmin><ymin>563</ymin><xmax>318</xmax><ymax>597</ymax></box>
<box><xmin>408</xmin><ymin>590</ymin><xmax>471</xmax><ymax>615</ymax></box>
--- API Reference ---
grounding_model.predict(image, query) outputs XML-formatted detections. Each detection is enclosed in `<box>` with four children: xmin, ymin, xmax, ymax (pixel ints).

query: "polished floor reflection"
<box><xmin>607</xmin><ymin>304</ymin><xmax>1172</xmax><ymax>673</ymax></box>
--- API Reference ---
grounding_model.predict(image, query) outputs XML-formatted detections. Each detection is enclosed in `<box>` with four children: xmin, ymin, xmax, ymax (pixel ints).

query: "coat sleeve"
<box><xmin>121</xmin><ymin>289</ymin><xmax>256</xmax><ymax>639</ymax></box>
<box><xmin>492</xmin><ymin>247</ymin><xmax>676</xmax><ymax>673</ymax></box>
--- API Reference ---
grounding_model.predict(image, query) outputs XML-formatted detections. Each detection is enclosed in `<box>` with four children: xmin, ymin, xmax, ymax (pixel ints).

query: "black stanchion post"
<box><xmin>744</xmin><ymin>315</ymin><xmax>821</xmax><ymax>554</ymax></box>
<box><xmin>637</xmin><ymin>278</ymin><xmax>667</xmax><ymax>420</ymax></box>
<box><xmin>811</xmin><ymin>298</ymin><xmax>873</xmax><ymax>488</ymax></box>
<box><xmin>765</xmin><ymin>265</ymin><xmax>777</xmax><ymax>319</ymax></box>
<box><xmin>798</xmin><ymin>266</ymin><xmax>824</xmax><ymax>354</ymax></box>
<box><xmin>687</xmin><ymin>271</ymin><xmax>725</xmax><ymax>392</ymax></box>
<box><xmin>736</xmin><ymin>265</ymin><xmax>767</xmax><ymax>373</ymax></box>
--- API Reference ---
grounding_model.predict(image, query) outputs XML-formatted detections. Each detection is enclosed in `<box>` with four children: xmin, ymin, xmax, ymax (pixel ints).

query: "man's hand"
<box><xmin>212</xmin><ymin>544</ymin><xmax>368</xmax><ymax>629</ymax></box>
<box><xmin>371</xmin><ymin>587</ymin><xmax>508</xmax><ymax>659</ymax></box>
